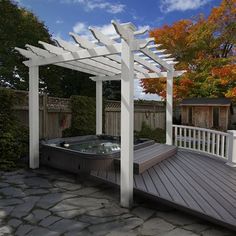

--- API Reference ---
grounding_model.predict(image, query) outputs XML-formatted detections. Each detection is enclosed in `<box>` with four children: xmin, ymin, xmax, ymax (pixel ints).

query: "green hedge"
<box><xmin>63</xmin><ymin>95</ymin><xmax>96</xmax><ymax>137</ymax></box>
<box><xmin>0</xmin><ymin>88</ymin><xmax>28</xmax><ymax>171</ymax></box>
<box><xmin>135</xmin><ymin>122</ymin><xmax>166</xmax><ymax>143</ymax></box>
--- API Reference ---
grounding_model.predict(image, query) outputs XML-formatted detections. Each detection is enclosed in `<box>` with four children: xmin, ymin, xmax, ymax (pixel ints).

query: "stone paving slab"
<box><xmin>0</xmin><ymin>167</ymin><xmax>235</xmax><ymax>236</ymax></box>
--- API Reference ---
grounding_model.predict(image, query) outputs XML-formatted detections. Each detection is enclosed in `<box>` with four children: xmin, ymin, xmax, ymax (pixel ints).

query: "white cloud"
<box><xmin>72</xmin><ymin>22</ymin><xmax>118</xmax><ymax>39</ymax></box>
<box><xmin>72</xmin><ymin>21</ymin><xmax>95</xmax><ymax>40</ymax></box>
<box><xmin>97</xmin><ymin>24</ymin><xmax>117</xmax><ymax>36</ymax></box>
<box><xmin>53</xmin><ymin>31</ymin><xmax>62</xmax><ymax>40</ymax></box>
<box><xmin>61</xmin><ymin>0</ymin><xmax>125</xmax><ymax>14</ymax></box>
<box><xmin>73</xmin><ymin>22</ymin><xmax>87</xmax><ymax>34</ymax></box>
<box><xmin>137</xmin><ymin>25</ymin><xmax>150</xmax><ymax>32</ymax></box>
<box><xmin>160</xmin><ymin>0</ymin><xmax>210</xmax><ymax>13</ymax></box>
<box><xmin>56</xmin><ymin>20</ymin><xmax>64</xmax><ymax>24</ymax></box>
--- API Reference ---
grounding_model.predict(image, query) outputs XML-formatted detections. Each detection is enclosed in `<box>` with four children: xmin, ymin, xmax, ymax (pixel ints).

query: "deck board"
<box><xmin>181</xmin><ymin>154</ymin><xmax>236</xmax><ymax>200</ymax></box>
<box><xmin>90</xmin><ymin>149</ymin><xmax>236</xmax><ymax>231</ymax></box>
<box><xmin>114</xmin><ymin>143</ymin><xmax>177</xmax><ymax>174</ymax></box>
<box><xmin>164</xmin><ymin>158</ymin><xmax>218</xmax><ymax>217</ymax></box>
<box><xmin>174</xmin><ymin>156</ymin><xmax>236</xmax><ymax>224</ymax></box>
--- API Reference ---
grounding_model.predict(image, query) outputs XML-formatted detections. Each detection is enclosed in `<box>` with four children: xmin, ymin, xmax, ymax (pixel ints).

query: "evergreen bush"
<box><xmin>0</xmin><ymin>88</ymin><xmax>28</xmax><ymax>170</ymax></box>
<box><xmin>135</xmin><ymin>122</ymin><xmax>166</xmax><ymax>143</ymax></box>
<box><xmin>63</xmin><ymin>96</ymin><xmax>96</xmax><ymax>137</ymax></box>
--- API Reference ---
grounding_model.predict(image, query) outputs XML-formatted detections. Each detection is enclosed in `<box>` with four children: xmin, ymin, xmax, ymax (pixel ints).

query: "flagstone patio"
<box><xmin>0</xmin><ymin>167</ymin><xmax>234</xmax><ymax>236</ymax></box>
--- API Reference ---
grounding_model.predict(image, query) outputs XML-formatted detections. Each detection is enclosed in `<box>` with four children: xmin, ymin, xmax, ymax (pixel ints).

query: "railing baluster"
<box><xmin>184</xmin><ymin>128</ymin><xmax>187</xmax><ymax>148</ymax></box>
<box><xmin>225</xmin><ymin>135</ymin><xmax>229</xmax><ymax>159</ymax></box>
<box><xmin>189</xmin><ymin>129</ymin><xmax>192</xmax><ymax>149</ymax></box>
<box><xmin>207</xmin><ymin>132</ymin><xmax>211</xmax><ymax>153</ymax></box>
<box><xmin>174</xmin><ymin>126</ymin><xmax>177</xmax><ymax>146</ymax></box>
<box><xmin>216</xmin><ymin>134</ymin><xmax>220</xmax><ymax>156</ymax></box>
<box><xmin>193</xmin><ymin>129</ymin><xmax>196</xmax><ymax>150</ymax></box>
<box><xmin>221</xmin><ymin>135</ymin><xmax>225</xmax><ymax>158</ymax></box>
<box><xmin>198</xmin><ymin>130</ymin><xmax>201</xmax><ymax>151</ymax></box>
<box><xmin>179</xmin><ymin>127</ymin><xmax>182</xmax><ymax>147</ymax></box>
<box><xmin>212</xmin><ymin>133</ymin><xmax>215</xmax><ymax>155</ymax></box>
<box><xmin>202</xmin><ymin>131</ymin><xmax>206</xmax><ymax>152</ymax></box>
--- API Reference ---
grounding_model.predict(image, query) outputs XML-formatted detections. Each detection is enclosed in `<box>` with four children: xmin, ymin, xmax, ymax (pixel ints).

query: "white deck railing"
<box><xmin>173</xmin><ymin>125</ymin><xmax>231</xmax><ymax>160</ymax></box>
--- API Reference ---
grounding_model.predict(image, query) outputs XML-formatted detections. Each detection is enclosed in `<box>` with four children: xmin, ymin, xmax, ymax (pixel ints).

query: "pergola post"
<box><xmin>96</xmin><ymin>81</ymin><xmax>103</xmax><ymax>135</ymax></box>
<box><xmin>166</xmin><ymin>67</ymin><xmax>174</xmax><ymax>145</ymax></box>
<box><xmin>120</xmin><ymin>25</ymin><xmax>135</xmax><ymax>208</ymax></box>
<box><xmin>29</xmin><ymin>66</ymin><xmax>39</xmax><ymax>169</ymax></box>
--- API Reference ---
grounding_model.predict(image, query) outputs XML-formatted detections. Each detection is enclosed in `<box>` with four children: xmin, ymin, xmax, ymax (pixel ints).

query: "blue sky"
<box><xmin>16</xmin><ymin>0</ymin><xmax>222</xmax><ymax>100</ymax></box>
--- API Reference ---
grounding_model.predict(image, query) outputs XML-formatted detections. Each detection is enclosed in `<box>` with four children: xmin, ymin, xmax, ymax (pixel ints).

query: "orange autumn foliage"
<box><xmin>150</xmin><ymin>20</ymin><xmax>192</xmax><ymax>67</ymax></box>
<box><xmin>212</xmin><ymin>64</ymin><xmax>236</xmax><ymax>83</ymax></box>
<box><xmin>141</xmin><ymin>75</ymin><xmax>194</xmax><ymax>102</ymax></box>
<box><xmin>142</xmin><ymin>0</ymin><xmax>236</xmax><ymax>102</ymax></box>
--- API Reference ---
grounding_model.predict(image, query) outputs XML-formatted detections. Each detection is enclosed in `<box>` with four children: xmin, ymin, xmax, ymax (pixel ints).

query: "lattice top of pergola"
<box><xmin>15</xmin><ymin>20</ymin><xmax>185</xmax><ymax>81</ymax></box>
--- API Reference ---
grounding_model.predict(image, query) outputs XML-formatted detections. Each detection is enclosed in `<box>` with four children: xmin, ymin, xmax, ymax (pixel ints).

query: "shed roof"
<box><xmin>180</xmin><ymin>98</ymin><xmax>232</xmax><ymax>106</ymax></box>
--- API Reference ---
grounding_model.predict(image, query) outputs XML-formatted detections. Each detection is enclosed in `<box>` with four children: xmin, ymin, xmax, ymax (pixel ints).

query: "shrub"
<box><xmin>135</xmin><ymin>122</ymin><xmax>166</xmax><ymax>143</ymax></box>
<box><xmin>63</xmin><ymin>96</ymin><xmax>96</xmax><ymax>137</ymax></box>
<box><xmin>0</xmin><ymin>88</ymin><xmax>28</xmax><ymax>171</ymax></box>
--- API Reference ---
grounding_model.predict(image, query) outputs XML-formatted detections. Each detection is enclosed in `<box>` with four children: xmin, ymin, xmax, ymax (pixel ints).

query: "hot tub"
<box><xmin>40</xmin><ymin>135</ymin><xmax>154</xmax><ymax>174</ymax></box>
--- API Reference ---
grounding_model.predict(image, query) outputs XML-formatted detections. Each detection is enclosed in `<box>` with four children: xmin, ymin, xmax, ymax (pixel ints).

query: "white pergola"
<box><xmin>16</xmin><ymin>21</ymin><xmax>185</xmax><ymax>208</ymax></box>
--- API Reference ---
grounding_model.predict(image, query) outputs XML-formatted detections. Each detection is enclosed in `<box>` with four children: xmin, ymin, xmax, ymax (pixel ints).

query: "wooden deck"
<box><xmin>91</xmin><ymin>149</ymin><xmax>236</xmax><ymax>231</ymax></box>
<box><xmin>115</xmin><ymin>143</ymin><xmax>177</xmax><ymax>174</ymax></box>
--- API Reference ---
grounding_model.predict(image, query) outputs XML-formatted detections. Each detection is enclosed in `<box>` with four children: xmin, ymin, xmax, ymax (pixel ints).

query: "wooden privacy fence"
<box><xmin>13</xmin><ymin>91</ymin><xmax>167</xmax><ymax>139</ymax></box>
<box><xmin>105</xmin><ymin>101</ymin><xmax>166</xmax><ymax>136</ymax></box>
<box><xmin>13</xmin><ymin>90</ymin><xmax>71</xmax><ymax>139</ymax></box>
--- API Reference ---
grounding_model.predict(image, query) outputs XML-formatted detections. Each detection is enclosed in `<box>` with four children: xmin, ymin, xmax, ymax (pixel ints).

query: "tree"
<box><xmin>0</xmin><ymin>0</ymin><xmax>96</xmax><ymax>98</ymax></box>
<box><xmin>150</xmin><ymin>19</ymin><xmax>193</xmax><ymax>69</ymax></box>
<box><xmin>0</xmin><ymin>0</ymin><xmax>52</xmax><ymax>90</ymax></box>
<box><xmin>142</xmin><ymin>0</ymin><xmax>236</xmax><ymax>102</ymax></box>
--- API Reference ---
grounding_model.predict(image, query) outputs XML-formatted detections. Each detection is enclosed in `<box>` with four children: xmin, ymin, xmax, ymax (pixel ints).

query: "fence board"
<box><xmin>12</xmin><ymin>90</ymin><xmax>71</xmax><ymax>139</ymax></box>
<box><xmin>105</xmin><ymin>101</ymin><xmax>166</xmax><ymax>136</ymax></box>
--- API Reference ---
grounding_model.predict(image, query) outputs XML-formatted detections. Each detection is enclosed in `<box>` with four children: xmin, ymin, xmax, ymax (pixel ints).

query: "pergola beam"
<box><xmin>23</xmin><ymin>42</ymin><xmax>124</xmax><ymax>67</ymax></box>
<box><xmin>25</xmin><ymin>44</ymin><xmax>108</xmax><ymax>75</ymax></box>
<box><xmin>90</xmin><ymin>70</ymin><xmax>186</xmax><ymax>81</ymax></box>
<box><xmin>71</xmin><ymin>32</ymin><xmax>152</xmax><ymax>75</ymax></box>
<box><xmin>39</xmin><ymin>41</ymin><xmax>120</xmax><ymax>75</ymax></box>
<box><xmin>141</xmin><ymin>47</ymin><xmax>172</xmax><ymax>71</ymax></box>
<box><xmin>90</xmin><ymin>26</ymin><xmax>163</xmax><ymax>76</ymax></box>
<box><xmin>55</xmin><ymin>38</ymin><xmax>123</xmax><ymax>73</ymax></box>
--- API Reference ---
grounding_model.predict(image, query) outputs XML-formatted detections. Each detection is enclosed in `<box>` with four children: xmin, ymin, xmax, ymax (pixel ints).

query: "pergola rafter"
<box><xmin>15</xmin><ymin>20</ymin><xmax>185</xmax><ymax>209</ymax></box>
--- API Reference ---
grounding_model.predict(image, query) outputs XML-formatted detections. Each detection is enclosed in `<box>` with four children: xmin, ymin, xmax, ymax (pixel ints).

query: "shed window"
<box><xmin>188</xmin><ymin>107</ymin><xmax>192</xmax><ymax>124</ymax></box>
<box><xmin>213</xmin><ymin>107</ymin><xmax>219</xmax><ymax>127</ymax></box>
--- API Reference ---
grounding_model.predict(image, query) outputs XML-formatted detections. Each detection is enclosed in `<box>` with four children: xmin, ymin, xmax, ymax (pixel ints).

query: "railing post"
<box><xmin>226</xmin><ymin>130</ymin><xmax>236</xmax><ymax>167</ymax></box>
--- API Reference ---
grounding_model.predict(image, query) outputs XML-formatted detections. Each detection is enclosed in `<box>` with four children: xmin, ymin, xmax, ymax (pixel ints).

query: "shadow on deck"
<box><xmin>91</xmin><ymin>149</ymin><xmax>236</xmax><ymax>231</ymax></box>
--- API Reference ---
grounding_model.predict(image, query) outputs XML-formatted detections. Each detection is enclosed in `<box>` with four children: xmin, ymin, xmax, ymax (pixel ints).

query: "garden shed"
<box><xmin>180</xmin><ymin>98</ymin><xmax>233</xmax><ymax>130</ymax></box>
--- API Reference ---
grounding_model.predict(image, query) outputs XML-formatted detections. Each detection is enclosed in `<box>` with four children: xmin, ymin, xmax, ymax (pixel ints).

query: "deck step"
<box><xmin>115</xmin><ymin>143</ymin><xmax>177</xmax><ymax>174</ymax></box>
